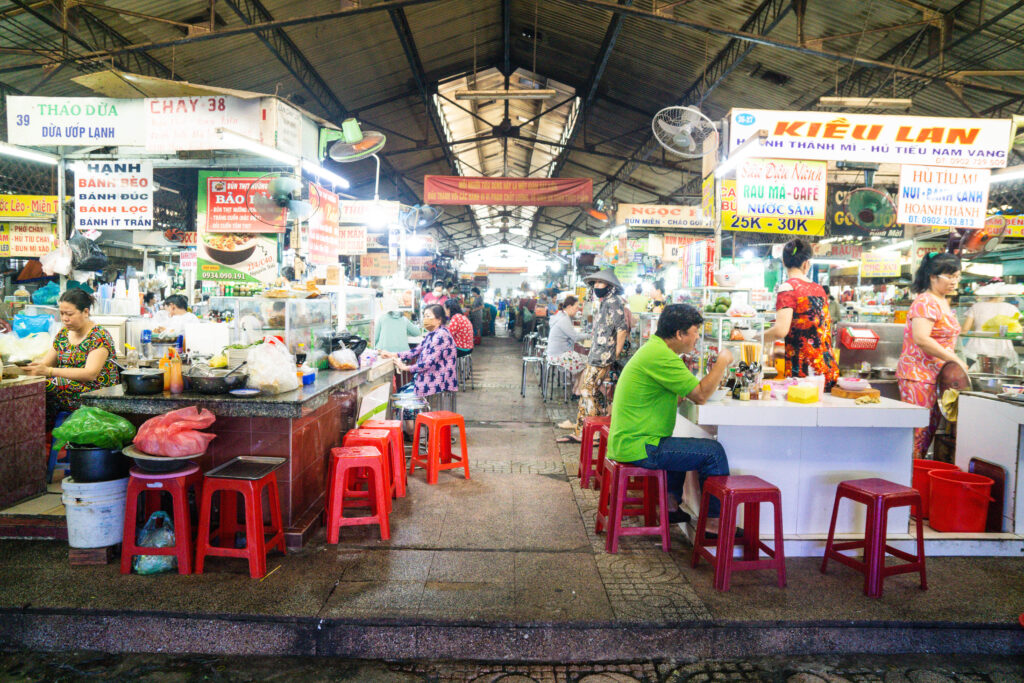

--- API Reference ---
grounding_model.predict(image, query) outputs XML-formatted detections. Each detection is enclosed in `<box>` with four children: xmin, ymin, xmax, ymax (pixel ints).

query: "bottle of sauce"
<box><xmin>169</xmin><ymin>351</ymin><xmax>184</xmax><ymax>394</ymax></box>
<box><xmin>159</xmin><ymin>351</ymin><xmax>171</xmax><ymax>391</ymax></box>
<box><xmin>296</xmin><ymin>342</ymin><xmax>307</xmax><ymax>366</ymax></box>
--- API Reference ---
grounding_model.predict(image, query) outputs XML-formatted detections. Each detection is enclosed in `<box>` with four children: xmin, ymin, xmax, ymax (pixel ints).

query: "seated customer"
<box><xmin>443</xmin><ymin>299</ymin><xmax>475</xmax><ymax>356</ymax></box>
<box><xmin>608</xmin><ymin>304</ymin><xmax>733</xmax><ymax>532</ymax></box>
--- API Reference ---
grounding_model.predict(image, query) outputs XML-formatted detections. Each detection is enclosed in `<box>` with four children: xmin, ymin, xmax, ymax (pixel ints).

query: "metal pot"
<box><xmin>185</xmin><ymin>369</ymin><xmax>249</xmax><ymax>395</ymax></box>
<box><xmin>971</xmin><ymin>373</ymin><xmax>1024</xmax><ymax>394</ymax></box>
<box><xmin>67</xmin><ymin>445</ymin><xmax>131</xmax><ymax>482</ymax></box>
<box><xmin>121</xmin><ymin>369</ymin><xmax>164</xmax><ymax>395</ymax></box>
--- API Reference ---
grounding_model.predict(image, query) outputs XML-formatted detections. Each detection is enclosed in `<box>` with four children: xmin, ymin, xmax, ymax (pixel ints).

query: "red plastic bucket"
<box><xmin>911</xmin><ymin>459</ymin><xmax>959</xmax><ymax>517</ymax></box>
<box><xmin>927</xmin><ymin>470</ymin><xmax>994</xmax><ymax>532</ymax></box>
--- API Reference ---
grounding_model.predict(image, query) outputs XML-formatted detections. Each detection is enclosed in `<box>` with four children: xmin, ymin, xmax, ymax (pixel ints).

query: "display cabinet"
<box><xmin>343</xmin><ymin>286</ymin><xmax>377</xmax><ymax>342</ymax></box>
<box><xmin>954</xmin><ymin>294</ymin><xmax>1022</xmax><ymax>374</ymax></box>
<box><xmin>697</xmin><ymin>314</ymin><xmax>767</xmax><ymax>376</ymax></box>
<box><xmin>205</xmin><ymin>296</ymin><xmax>332</xmax><ymax>353</ymax></box>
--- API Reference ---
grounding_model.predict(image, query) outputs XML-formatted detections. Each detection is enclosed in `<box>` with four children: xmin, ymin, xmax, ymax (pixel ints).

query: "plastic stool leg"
<box><xmin>657</xmin><ymin>473</ymin><xmax>670</xmax><ymax>552</ymax></box>
<box><xmin>119</xmin><ymin>482</ymin><xmax>141</xmax><ymax>574</ymax></box>
<box><xmin>914</xmin><ymin>504</ymin><xmax>927</xmax><ymax>590</ymax></box>
<box><xmin>820</xmin><ymin>490</ymin><xmax>844</xmax><ymax>574</ymax></box>
<box><xmin>243</xmin><ymin>481</ymin><xmax>268</xmax><ymax>579</ymax></box>
<box><xmin>742</xmin><ymin>500</ymin><xmax>761</xmax><ymax>562</ymax></box>
<box><xmin>458</xmin><ymin>420</ymin><xmax>470</xmax><ymax>480</ymax></box>
<box><xmin>170</xmin><ymin>480</ymin><xmax>193</xmax><ymax>574</ymax></box>
<box><xmin>194</xmin><ymin>484</ymin><xmax>214</xmax><ymax>575</ymax></box>
<box><xmin>716</xmin><ymin>492</ymin><xmax>739</xmax><ymax>591</ymax></box>
<box><xmin>372</xmin><ymin>465</ymin><xmax>391</xmax><ymax>541</ymax></box>
<box><xmin>605</xmin><ymin>467</ymin><xmax>623</xmax><ymax>554</ymax></box>
<box><xmin>773</xmin><ymin>497</ymin><xmax>787</xmax><ymax>588</ymax></box>
<box><xmin>265</xmin><ymin>475</ymin><xmax>286</xmax><ymax>554</ymax></box>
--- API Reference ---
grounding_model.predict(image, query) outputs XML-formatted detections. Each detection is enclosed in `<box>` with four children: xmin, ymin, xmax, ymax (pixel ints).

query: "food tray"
<box><xmin>205</xmin><ymin>456</ymin><xmax>286</xmax><ymax>480</ymax></box>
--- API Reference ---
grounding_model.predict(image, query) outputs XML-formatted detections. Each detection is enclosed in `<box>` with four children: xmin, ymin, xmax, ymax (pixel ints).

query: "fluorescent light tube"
<box><xmin>301</xmin><ymin>159</ymin><xmax>351</xmax><ymax>190</ymax></box>
<box><xmin>0</xmin><ymin>142</ymin><xmax>58</xmax><ymax>165</ymax></box>
<box><xmin>217</xmin><ymin>128</ymin><xmax>298</xmax><ymax>165</ymax></box>
<box><xmin>990</xmin><ymin>165</ymin><xmax>1024</xmax><ymax>185</ymax></box>
<box><xmin>453</xmin><ymin>89</ymin><xmax>558</xmax><ymax>101</ymax></box>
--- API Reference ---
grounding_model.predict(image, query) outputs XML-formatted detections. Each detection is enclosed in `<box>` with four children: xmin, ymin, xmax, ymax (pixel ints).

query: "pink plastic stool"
<box><xmin>594</xmin><ymin>457</ymin><xmax>670</xmax><ymax>553</ymax></box>
<box><xmin>362</xmin><ymin>419</ymin><xmax>407</xmax><ymax>498</ymax></box>
<box><xmin>578</xmin><ymin>416</ymin><xmax>610</xmax><ymax>489</ymax></box>
<box><xmin>821</xmin><ymin>478</ymin><xmax>926</xmax><ymax>598</ymax></box>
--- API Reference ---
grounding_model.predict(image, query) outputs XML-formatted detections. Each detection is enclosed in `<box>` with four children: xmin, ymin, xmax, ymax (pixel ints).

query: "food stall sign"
<box><xmin>719</xmin><ymin>180</ymin><xmax>826</xmax><ymax>236</ymax></box>
<box><xmin>0</xmin><ymin>195</ymin><xmax>66</xmax><ymax>220</ymax></box>
<box><xmin>407</xmin><ymin>255</ymin><xmax>431</xmax><ymax>280</ymax></box>
<box><xmin>309</xmin><ymin>182</ymin><xmax>344</xmax><ymax>264</ymax></box>
<box><xmin>338</xmin><ymin>200</ymin><xmax>400</xmax><ymax>225</ymax></box>
<box><xmin>5</xmin><ymin>96</ymin><xmax>146</xmax><ymax>146</ymax></box>
<box><xmin>730</xmin><ymin>109</ymin><xmax>1012</xmax><ymax>169</ymax></box>
<box><xmin>203</xmin><ymin>173</ymin><xmax>284</xmax><ymax>234</ymax></box>
<box><xmin>616</xmin><ymin>203</ymin><xmax>706</xmax><ymax>229</ymax></box>
<box><xmin>736</xmin><ymin>158</ymin><xmax>827</xmax><ymax>222</ymax></box>
<box><xmin>897</xmin><ymin>165</ymin><xmax>990</xmax><ymax>229</ymax></box>
<box><xmin>0</xmin><ymin>222</ymin><xmax>58</xmax><ymax>257</ymax></box>
<box><xmin>179</xmin><ymin>249</ymin><xmax>197</xmax><ymax>269</ymax></box>
<box><xmin>998</xmin><ymin>215</ymin><xmax>1024</xmax><ymax>238</ymax></box>
<box><xmin>196</xmin><ymin>171</ymin><xmax>279</xmax><ymax>285</ymax></box>
<box><xmin>860</xmin><ymin>251</ymin><xmax>902</xmax><ymax>278</ymax></box>
<box><xmin>73</xmin><ymin>161</ymin><xmax>154</xmax><ymax>230</ymax></box>
<box><xmin>360</xmin><ymin>253</ymin><xmax>397</xmax><ymax>277</ymax></box>
<box><xmin>337</xmin><ymin>225</ymin><xmax>367</xmax><ymax>256</ymax></box>
<box><xmin>145</xmin><ymin>96</ymin><xmax>261</xmax><ymax>153</ymax></box>
<box><xmin>812</xmin><ymin>242</ymin><xmax>863</xmax><ymax>259</ymax></box>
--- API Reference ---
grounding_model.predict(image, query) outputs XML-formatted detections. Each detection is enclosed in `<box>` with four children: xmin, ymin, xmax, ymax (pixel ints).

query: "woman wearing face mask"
<box><xmin>24</xmin><ymin>289</ymin><xmax>121</xmax><ymax>425</ymax></box>
<box><xmin>558</xmin><ymin>269</ymin><xmax>629</xmax><ymax>443</ymax></box>
<box><xmin>380</xmin><ymin>304</ymin><xmax>458</xmax><ymax>411</ymax></box>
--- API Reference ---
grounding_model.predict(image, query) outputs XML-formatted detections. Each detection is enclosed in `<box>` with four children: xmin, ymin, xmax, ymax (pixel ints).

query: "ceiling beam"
<box><xmin>0</xmin><ymin>0</ymin><xmax>448</xmax><ymax>76</ymax></box>
<box><xmin>559</xmin><ymin>0</ymin><xmax>791</xmax><ymax>239</ymax></box>
<box><xmin>219</xmin><ymin>0</ymin><xmax>424</xmax><ymax>212</ymax></box>
<box><xmin>528</xmin><ymin>0</ymin><xmax>633</xmax><ymax>240</ymax></box>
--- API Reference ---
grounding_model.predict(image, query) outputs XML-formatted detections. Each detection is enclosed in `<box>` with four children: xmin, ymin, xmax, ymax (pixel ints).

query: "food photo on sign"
<box><xmin>196</xmin><ymin>170</ymin><xmax>279</xmax><ymax>285</ymax></box>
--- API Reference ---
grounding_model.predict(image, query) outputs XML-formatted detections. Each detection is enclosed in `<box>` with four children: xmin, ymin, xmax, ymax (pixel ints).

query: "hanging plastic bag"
<box><xmin>40</xmin><ymin>243</ymin><xmax>73</xmax><ymax>276</ymax></box>
<box><xmin>133</xmin><ymin>406</ymin><xmax>217</xmax><ymax>457</ymax></box>
<box><xmin>31</xmin><ymin>281</ymin><xmax>61</xmax><ymax>305</ymax></box>
<box><xmin>246</xmin><ymin>336</ymin><xmax>299</xmax><ymax>394</ymax></box>
<box><xmin>52</xmin><ymin>406</ymin><xmax>137</xmax><ymax>450</ymax></box>
<box><xmin>68</xmin><ymin>231</ymin><xmax>108</xmax><ymax>271</ymax></box>
<box><xmin>12</xmin><ymin>313</ymin><xmax>53</xmax><ymax>338</ymax></box>
<box><xmin>132</xmin><ymin>511</ymin><xmax>177</xmax><ymax>575</ymax></box>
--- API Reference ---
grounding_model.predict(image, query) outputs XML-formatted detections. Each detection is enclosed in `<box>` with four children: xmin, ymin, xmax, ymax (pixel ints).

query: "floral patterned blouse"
<box><xmin>399</xmin><ymin>326</ymin><xmax>458</xmax><ymax>397</ymax></box>
<box><xmin>446</xmin><ymin>313</ymin><xmax>474</xmax><ymax>350</ymax></box>
<box><xmin>588</xmin><ymin>295</ymin><xmax>630</xmax><ymax>367</ymax></box>
<box><xmin>776</xmin><ymin>278</ymin><xmax>839</xmax><ymax>388</ymax></box>
<box><xmin>47</xmin><ymin>325</ymin><xmax>120</xmax><ymax>413</ymax></box>
<box><xmin>896</xmin><ymin>292</ymin><xmax>961</xmax><ymax>385</ymax></box>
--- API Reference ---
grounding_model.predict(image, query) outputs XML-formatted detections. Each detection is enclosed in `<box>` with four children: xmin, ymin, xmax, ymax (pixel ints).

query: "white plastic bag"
<box><xmin>40</xmin><ymin>243</ymin><xmax>73</xmax><ymax>276</ymax></box>
<box><xmin>1</xmin><ymin>331</ymin><xmax>52</xmax><ymax>364</ymax></box>
<box><xmin>328</xmin><ymin>348</ymin><xmax>358</xmax><ymax>371</ymax></box>
<box><xmin>246</xmin><ymin>336</ymin><xmax>299</xmax><ymax>394</ymax></box>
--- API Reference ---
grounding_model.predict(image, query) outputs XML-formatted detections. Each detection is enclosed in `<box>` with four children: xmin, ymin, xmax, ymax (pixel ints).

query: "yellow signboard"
<box><xmin>0</xmin><ymin>195</ymin><xmax>63</xmax><ymax>219</ymax></box>
<box><xmin>0</xmin><ymin>222</ymin><xmax>58</xmax><ymax>257</ymax></box>
<box><xmin>701</xmin><ymin>174</ymin><xmax>715</xmax><ymax>225</ymax></box>
<box><xmin>720</xmin><ymin>180</ymin><xmax>825</xmax><ymax>236</ymax></box>
<box><xmin>860</xmin><ymin>251</ymin><xmax>902</xmax><ymax>278</ymax></box>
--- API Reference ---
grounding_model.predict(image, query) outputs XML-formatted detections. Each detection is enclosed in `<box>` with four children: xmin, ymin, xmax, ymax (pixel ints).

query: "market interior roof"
<box><xmin>0</xmin><ymin>0</ymin><xmax>1022</xmax><ymax>255</ymax></box>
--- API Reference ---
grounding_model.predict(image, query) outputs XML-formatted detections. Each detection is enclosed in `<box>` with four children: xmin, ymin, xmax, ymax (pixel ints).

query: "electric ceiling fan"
<box><xmin>652</xmin><ymin>106</ymin><xmax>719</xmax><ymax>158</ymax></box>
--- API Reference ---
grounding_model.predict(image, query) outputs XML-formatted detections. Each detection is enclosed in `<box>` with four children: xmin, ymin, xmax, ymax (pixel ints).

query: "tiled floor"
<box><xmin>0</xmin><ymin>480</ymin><xmax>65</xmax><ymax>517</ymax></box>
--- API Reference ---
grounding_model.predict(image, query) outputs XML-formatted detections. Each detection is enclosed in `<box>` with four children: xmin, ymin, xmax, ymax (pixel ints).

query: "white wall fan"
<box><xmin>652</xmin><ymin>106</ymin><xmax>719</xmax><ymax>158</ymax></box>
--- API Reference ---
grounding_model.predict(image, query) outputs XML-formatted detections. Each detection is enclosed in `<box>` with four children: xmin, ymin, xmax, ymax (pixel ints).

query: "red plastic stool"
<box><xmin>692</xmin><ymin>475</ymin><xmax>786</xmax><ymax>592</ymax></box>
<box><xmin>194</xmin><ymin>457</ymin><xmax>286</xmax><ymax>579</ymax></box>
<box><xmin>362</xmin><ymin>419</ymin><xmax>408</xmax><ymax>498</ymax></box>
<box><xmin>342</xmin><ymin>429</ymin><xmax>394</xmax><ymax>512</ymax></box>
<box><xmin>409</xmin><ymin>411</ymin><xmax>470</xmax><ymax>484</ymax></box>
<box><xmin>594</xmin><ymin>457</ymin><xmax>670</xmax><ymax>553</ymax></box>
<box><xmin>820</xmin><ymin>478</ymin><xmax>927</xmax><ymax>598</ymax></box>
<box><xmin>578</xmin><ymin>416</ymin><xmax>611</xmax><ymax>489</ymax></box>
<box><xmin>326</xmin><ymin>446</ymin><xmax>390</xmax><ymax>542</ymax></box>
<box><xmin>120</xmin><ymin>464</ymin><xmax>203</xmax><ymax>575</ymax></box>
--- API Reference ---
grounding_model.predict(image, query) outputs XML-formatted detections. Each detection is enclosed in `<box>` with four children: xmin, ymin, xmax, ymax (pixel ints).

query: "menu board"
<box><xmin>860</xmin><ymin>251</ymin><xmax>902</xmax><ymax>278</ymax></box>
<box><xmin>0</xmin><ymin>222</ymin><xmax>58</xmax><ymax>257</ymax></box>
<box><xmin>203</xmin><ymin>173</ymin><xmax>284</xmax><ymax>233</ymax></box>
<box><xmin>73</xmin><ymin>160</ymin><xmax>153</xmax><ymax>230</ymax></box>
<box><xmin>145</xmin><ymin>96</ymin><xmax>261</xmax><ymax>153</ymax></box>
<box><xmin>196</xmin><ymin>170</ymin><xmax>279</xmax><ymax>285</ymax></box>
<box><xmin>719</xmin><ymin>180</ymin><xmax>826</xmax><ymax>236</ymax></box>
<box><xmin>897</xmin><ymin>165</ymin><xmax>990</xmax><ymax>230</ymax></box>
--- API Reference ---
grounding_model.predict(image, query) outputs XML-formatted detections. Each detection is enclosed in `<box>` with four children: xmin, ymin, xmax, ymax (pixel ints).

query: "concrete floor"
<box><xmin>1</xmin><ymin>333</ymin><xmax>1023</xmax><ymax>660</ymax></box>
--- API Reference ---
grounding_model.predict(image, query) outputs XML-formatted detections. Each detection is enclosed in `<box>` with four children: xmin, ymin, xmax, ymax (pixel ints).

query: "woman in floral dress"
<box><xmin>381</xmin><ymin>304</ymin><xmax>458</xmax><ymax>412</ymax></box>
<box><xmin>25</xmin><ymin>289</ymin><xmax>120</xmax><ymax>425</ymax></box>
<box><xmin>764</xmin><ymin>239</ymin><xmax>839</xmax><ymax>389</ymax></box>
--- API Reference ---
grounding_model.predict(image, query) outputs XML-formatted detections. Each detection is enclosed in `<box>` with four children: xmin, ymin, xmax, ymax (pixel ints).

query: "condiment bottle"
<box><xmin>159</xmin><ymin>351</ymin><xmax>171</xmax><ymax>391</ymax></box>
<box><xmin>125</xmin><ymin>344</ymin><xmax>139</xmax><ymax>369</ymax></box>
<box><xmin>169</xmin><ymin>352</ymin><xmax>184</xmax><ymax>394</ymax></box>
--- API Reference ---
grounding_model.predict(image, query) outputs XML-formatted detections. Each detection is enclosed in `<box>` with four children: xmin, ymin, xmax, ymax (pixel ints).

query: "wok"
<box><xmin>185</xmin><ymin>365</ymin><xmax>248</xmax><ymax>394</ymax></box>
<box><xmin>120</xmin><ymin>368</ymin><xmax>164</xmax><ymax>395</ymax></box>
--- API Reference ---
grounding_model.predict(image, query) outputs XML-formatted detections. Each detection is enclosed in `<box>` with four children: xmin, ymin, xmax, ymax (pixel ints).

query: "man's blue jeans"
<box><xmin>632</xmin><ymin>437</ymin><xmax>729</xmax><ymax>517</ymax></box>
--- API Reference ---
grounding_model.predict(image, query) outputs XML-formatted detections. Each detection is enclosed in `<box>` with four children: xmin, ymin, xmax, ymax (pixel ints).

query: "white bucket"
<box><xmin>61</xmin><ymin>476</ymin><xmax>129</xmax><ymax>548</ymax></box>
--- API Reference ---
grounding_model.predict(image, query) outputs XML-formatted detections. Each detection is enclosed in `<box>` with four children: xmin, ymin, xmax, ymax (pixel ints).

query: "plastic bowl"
<box><xmin>1001</xmin><ymin>384</ymin><xmax>1024</xmax><ymax>395</ymax></box>
<box><xmin>837</xmin><ymin>376</ymin><xmax>871</xmax><ymax>392</ymax></box>
<box><xmin>709</xmin><ymin>388</ymin><xmax>729</xmax><ymax>402</ymax></box>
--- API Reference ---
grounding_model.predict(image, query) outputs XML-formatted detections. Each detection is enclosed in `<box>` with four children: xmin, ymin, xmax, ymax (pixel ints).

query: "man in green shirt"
<box><xmin>609</xmin><ymin>304</ymin><xmax>734</xmax><ymax>532</ymax></box>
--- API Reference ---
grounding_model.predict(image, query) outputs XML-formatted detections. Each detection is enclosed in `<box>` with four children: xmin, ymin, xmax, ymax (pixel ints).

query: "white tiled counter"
<box><xmin>674</xmin><ymin>395</ymin><xmax>929</xmax><ymax>543</ymax></box>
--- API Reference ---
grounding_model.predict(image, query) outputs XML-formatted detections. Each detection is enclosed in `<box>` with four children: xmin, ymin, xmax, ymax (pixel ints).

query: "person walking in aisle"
<box><xmin>558</xmin><ymin>269</ymin><xmax>629</xmax><ymax>444</ymax></box>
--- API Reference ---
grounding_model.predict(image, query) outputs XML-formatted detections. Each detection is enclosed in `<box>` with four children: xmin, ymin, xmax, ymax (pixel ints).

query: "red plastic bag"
<box><xmin>133</xmin><ymin>406</ymin><xmax>217</xmax><ymax>457</ymax></box>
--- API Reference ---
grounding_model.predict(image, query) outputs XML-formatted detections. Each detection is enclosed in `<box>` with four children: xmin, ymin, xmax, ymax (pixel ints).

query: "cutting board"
<box><xmin>831</xmin><ymin>386</ymin><xmax>881</xmax><ymax>399</ymax></box>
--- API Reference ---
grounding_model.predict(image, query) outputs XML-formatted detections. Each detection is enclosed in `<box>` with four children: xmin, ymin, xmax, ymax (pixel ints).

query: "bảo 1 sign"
<box><xmin>73</xmin><ymin>161</ymin><xmax>153</xmax><ymax>230</ymax></box>
<box><xmin>860</xmin><ymin>251</ymin><xmax>902</xmax><ymax>278</ymax></box>
<box><xmin>736</xmin><ymin>158</ymin><xmax>827</xmax><ymax>221</ymax></box>
<box><xmin>897</xmin><ymin>165</ymin><xmax>990</xmax><ymax>229</ymax></box>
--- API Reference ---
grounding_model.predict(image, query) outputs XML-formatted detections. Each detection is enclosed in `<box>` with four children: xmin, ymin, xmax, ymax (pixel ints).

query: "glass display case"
<box><xmin>954</xmin><ymin>294</ymin><xmax>1023</xmax><ymax>374</ymax></box>
<box><xmin>697</xmin><ymin>314</ymin><xmax>767</xmax><ymax>376</ymax></box>
<box><xmin>206</xmin><ymin>296</ymin><xmax>333</xmax><ymax>353</ymax></box>
<box><xmin>342</xmin><ymin>286</ymin><xmax>377</xmax><ymax>342</ymax></box>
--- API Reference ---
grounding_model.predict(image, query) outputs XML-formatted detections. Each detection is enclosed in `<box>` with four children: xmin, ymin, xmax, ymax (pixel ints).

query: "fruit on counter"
<box><xmin>208</xmin><ymin>353</ymin><xmax>228</xmax><ymax>368</ymax></box>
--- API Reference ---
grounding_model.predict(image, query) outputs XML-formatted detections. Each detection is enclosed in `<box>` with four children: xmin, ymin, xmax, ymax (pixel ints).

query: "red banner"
<box><xmin>308</xmin><ymin>183</ymin><xmax>341</xmax><ymax>266</ymax></box>
<box><xmin>423</xmin><ymin>176</ymin><xmax>592</xmax><ymax>206</ymax></box>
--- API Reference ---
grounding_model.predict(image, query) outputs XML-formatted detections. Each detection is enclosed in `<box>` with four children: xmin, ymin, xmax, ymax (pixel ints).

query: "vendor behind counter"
<box><xmin>24</xmin><ymin>289</ymin><xmax>120</xmax><ymax>425</ymax></box>
<box><xmin>152</xmin><ymin>294</ymin><xmax>199</xmax><ymax>338</ymax></box>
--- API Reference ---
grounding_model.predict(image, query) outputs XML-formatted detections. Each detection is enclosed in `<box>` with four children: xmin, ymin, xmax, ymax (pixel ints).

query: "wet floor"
<box><xmin>1</xmin><ymin>652</ymin><xmax>1022</xmax><ymax>682</ymax></box>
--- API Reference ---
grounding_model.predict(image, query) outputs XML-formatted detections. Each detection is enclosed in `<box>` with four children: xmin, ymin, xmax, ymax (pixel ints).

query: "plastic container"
<box><xmin>911</xmin><ymin>459</ymin><xmax>960</xmax><ymax>517</ymax></box>
<box><xmin>927</xmin><ymin>470</ymin><xmax>994</xmax><ymax>532</ymax></box>
<box><xmin>67</xmin><ymin>446</ymin><xmax>131</xmax><ymax>483</ymax></box>
<box><xmin>61</xmin><ymin>476</ymin><xmax>129</xmax><ymax>548</ymax></box>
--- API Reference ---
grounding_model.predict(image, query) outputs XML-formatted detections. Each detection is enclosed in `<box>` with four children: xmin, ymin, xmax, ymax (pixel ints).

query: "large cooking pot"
<box><xmin>67</xmin><ymin>445</ymin><xmax>131</xmax><ymax>482</ymax></box>
<box><xmin>971</xmin><ymin>373</ymin><xmax>1024</xmax><ymax>394</ymax></box>
<box><xmin>121</xmin><ymin>368</ymin><xmax>164</xmax><ymax>395</ymax></box>
<box><xmin>185</xmin><ymin>368</ymin><xmax>249</xmax><ymax>395</ymax></box>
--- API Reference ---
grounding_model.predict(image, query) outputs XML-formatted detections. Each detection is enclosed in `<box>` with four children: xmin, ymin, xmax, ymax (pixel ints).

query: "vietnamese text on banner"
<box><xmin>424</xmin><ymin>176</ymin><xmax>592</xmax><ymax>206</ymax></box>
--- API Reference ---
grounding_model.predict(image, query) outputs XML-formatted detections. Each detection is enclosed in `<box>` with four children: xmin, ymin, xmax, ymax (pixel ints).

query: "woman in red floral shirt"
<box><xmin>764</xmin><ymin>239</ymin><xmax>839</xmax><ymax>388</ymax></box>
<box><xmin>443</xmin><ymin>299</ymin><xmax>475</xmax><ymax>353</ymax></box>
